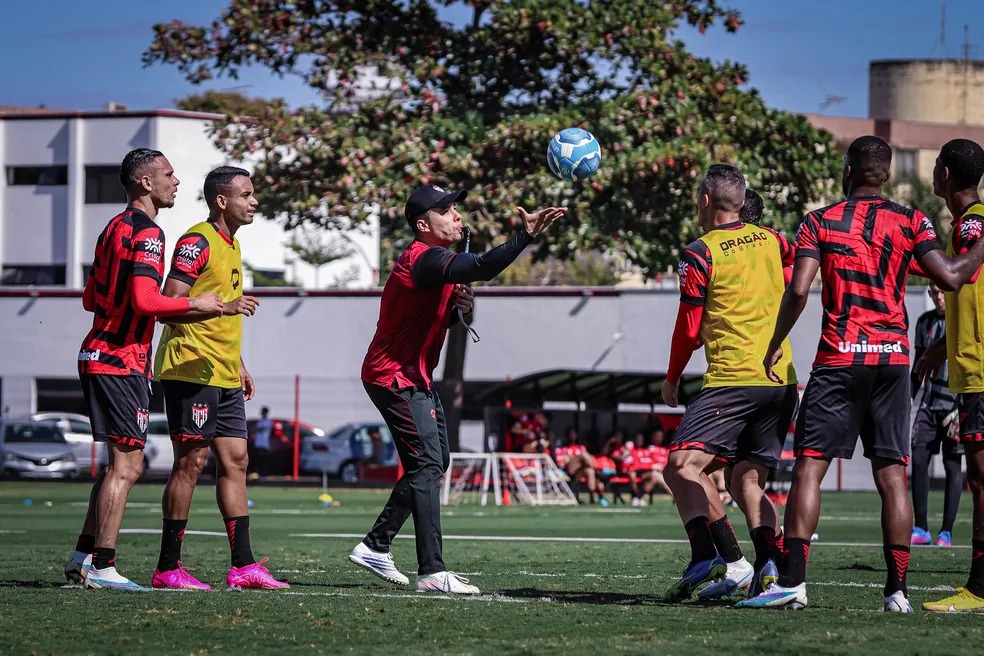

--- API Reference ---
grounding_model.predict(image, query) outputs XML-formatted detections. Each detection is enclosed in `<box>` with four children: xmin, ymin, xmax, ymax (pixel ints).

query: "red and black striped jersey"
<box><xmin>796</xmin><ymin>195</ymin><xmax>941</xmax><ymax>367</ymax></box>
<box><xmin>78</xmin><ymin>207</ymin><xmax>166</xmax><ymax>377</ymax></box>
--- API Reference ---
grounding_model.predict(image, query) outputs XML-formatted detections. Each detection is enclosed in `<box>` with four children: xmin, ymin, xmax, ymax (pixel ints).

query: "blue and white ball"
<box><xmin>546</xmin><ymin>127</ymin><xmax>601</xmax><ymax>181</ymax></box>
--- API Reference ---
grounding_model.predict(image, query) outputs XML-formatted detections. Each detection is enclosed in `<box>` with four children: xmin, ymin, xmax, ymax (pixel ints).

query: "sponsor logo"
<box><xmin>78</xmin><ymin>349</ymin><xmax>101</xmax><ymax>362</ymax></box>
<box><xmin>178</xmin><ymin>243</ymin><xmax>202</xmax><ymax>260</ymax></box>
<box><xmin>921</xmin><ymin>217</ymin><xmax>937</xmax><ymax>234</ymax></box>
<box><xmin>837</xmin><ymin>341</ymin><xmax>903</xmax><ymax>354</ymax></box>
<box><xmin>432</xmin><ymin>185</ymin><xmax>445</xmax><ymax>193</ymax></box>
<box><xmin>231</xmin><ymin>268</ymin><xmax>240</xmax><ymax>290</ymax></box>
<box><xmin>191</xmin><ymin>403</ymin><xmax>209</xmax><ymax>429</ymax></box>
<box><xmin>677</xmin><ymin>260</ymin><xmax>689</xmax><ymax>291</ymax></box>
<box><xmin>136</xmin><ymin>408</ymin><xmax>149</xmax><ymax>434</ymax></box>
<box><xmin>961</xmin><ymin>217</ymin><xmax>982</xmax><ymax>241</ymax></box>
<box><xmin>143</xmin><ymin>237</ymin><xmax>164</xmax><ymax>255</ymax></box>
<box><xmin>719</xmin><ymin>232</ymin><xmax>767</xmax><ymax>252</ymax></box>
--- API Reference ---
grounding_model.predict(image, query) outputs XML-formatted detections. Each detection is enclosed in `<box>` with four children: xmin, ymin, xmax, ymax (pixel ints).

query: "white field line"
<box><xmin>287</xmin><ymin>532</ymin><xmax>972</xmax><ymax>549</ymax></box>
<box><xmin>120</xmin><ymin>528</ymin><xmax>226</xmax><ymax>537</ymax></box>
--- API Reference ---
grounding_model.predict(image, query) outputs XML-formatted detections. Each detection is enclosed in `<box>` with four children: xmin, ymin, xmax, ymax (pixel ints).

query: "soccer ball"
<box><xmin>546</xmin><ymin>127</ymin><xmax>601</xmax><ymax>181</ymax></box>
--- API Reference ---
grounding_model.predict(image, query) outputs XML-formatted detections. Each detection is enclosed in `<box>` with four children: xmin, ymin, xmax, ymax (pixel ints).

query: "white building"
<box><xmin>0</xmin><ymin>106</ymin><xmax>380</xmax><ymax>290</ymax></box>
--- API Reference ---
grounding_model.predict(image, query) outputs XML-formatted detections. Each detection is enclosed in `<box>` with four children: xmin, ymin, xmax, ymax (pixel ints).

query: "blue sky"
<box><xmin>0</xmin><ymin>0</ymin><xmax>979</xmax><ymax>118</ymax></box>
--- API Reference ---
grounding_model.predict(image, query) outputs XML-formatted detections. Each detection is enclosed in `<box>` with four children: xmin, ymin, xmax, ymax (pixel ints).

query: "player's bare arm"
<box><xmin>916</xmin><ymin>240</ymin><xmax>984</xmax><ymax>291</ymax></box>
<box><xmin>764</xmin><ymin>256</ymin><xmax>819</xmax><ymax>383</ymax></box>
<box><xmin>913</xmin><ymin>336</ymin><xmax>948</xmax><ymax>382</ymax></box>
<box><xmin>240</xmin><ymin>358</ymin><xmax>255</xmax><ymax>401</ymax></box>
<box><xmin>158</xmin><ymin>277</ymin><xmax>259</xmax><ymax>323</ymax></box>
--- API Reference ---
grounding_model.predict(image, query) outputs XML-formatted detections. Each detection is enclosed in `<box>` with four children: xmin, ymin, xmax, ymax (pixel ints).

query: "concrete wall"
<box><xmin>0</xmin><ymin>287</ymin><xmax>934</xmax><ymax>490</ymax></box>
<box><xmin>870</xmin><ymin>59</ymin><xmax>984</xmax><ymax>125</ymax></box>
<box><xmin>0</xmin><ymin>114</ymin><xmax>379</xmax><ymax>290</ymax></box>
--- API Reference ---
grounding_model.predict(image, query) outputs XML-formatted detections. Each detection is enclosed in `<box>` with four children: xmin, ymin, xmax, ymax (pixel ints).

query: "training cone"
<box><xmin>502</xmin><ymin>488</ymin><xmax>511</xmax><ymax>506</ymax></box>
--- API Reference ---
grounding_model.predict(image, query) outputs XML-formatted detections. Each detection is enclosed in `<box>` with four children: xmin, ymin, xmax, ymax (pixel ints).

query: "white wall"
<box><xmin>1</xmin><ymin>113</ymin><xmax>379</xmax><ymax>289</ymax></box>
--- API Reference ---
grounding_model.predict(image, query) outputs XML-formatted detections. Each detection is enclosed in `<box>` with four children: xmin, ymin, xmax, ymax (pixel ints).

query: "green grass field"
<box><xmin>0</xmin><ymin>482</ymin><xmax>979</xmax><ymax>655</ymax></box>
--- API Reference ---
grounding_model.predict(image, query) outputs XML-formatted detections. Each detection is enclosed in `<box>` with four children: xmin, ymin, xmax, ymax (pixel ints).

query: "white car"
<box><xmin>32</xmin><ymin>412</ymin><xmax>104</xmax><ymax>476</ymax></box>
<box><xmin>300</xmin><ymin>422</ymin><xmax>398</xmax><ymax>482</ymax></box>
<box><xmin>144</xmin><ymin>413</ymin><xmax>174</xmax><ymax>476</ymax></box>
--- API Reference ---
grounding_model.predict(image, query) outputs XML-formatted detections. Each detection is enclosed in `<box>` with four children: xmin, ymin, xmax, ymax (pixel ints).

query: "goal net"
<box><xmin>442</xmin><ymin>453</ymin><xmax>578</xmax><ymax>506</ymax></box>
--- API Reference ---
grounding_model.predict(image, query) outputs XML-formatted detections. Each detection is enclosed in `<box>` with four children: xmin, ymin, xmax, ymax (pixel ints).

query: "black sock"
<box><xmin>224</xmin><ymin>515</ymin><xmax>255</xmax><ymax>568</ymax></box>
<box><xmin>92</xmin><ymin>547</ymin><xmax>116</xmax><ymax>570</ymax></box>
<box><xmin>709</xmin><ymin>517</ymin><xmax>744</xmax><ymax>563</ymax></box>
<box><xmin>75</xmin><ymin>533</ymin><xmax>95</xmax><ymax>554</ymax></box>
<box><xmin>883</xmin><ymin>544</ymin><xmax>910</xmax><ymax>596</ymax></box>
<box><xmin>778</xmin><ymin>537</ymin><xmax>811</xmax><ymax>587</ymax></box>
<box><xmin>967</xmin><ymin>540</ymin><xmax>984</xmax><ymax>597</ymax></box>
<box><xmin>749</xmin><ymin>526</ymin><xmax>778</xmax><ymax>570</ymax></box>
<box><xmin>684</xmin><ymin>516</ymin><xmax>717</xmax><ymax>564</ymax></box>
<box><xmin>157</xmin><ymin>519</ymin><xmax>187</xmax><ymax>572</ymax></box>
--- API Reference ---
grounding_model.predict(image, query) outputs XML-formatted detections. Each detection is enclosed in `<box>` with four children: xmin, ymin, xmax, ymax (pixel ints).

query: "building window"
<box><xmin>85</xmin><ymin>166</ymin><xmax>126</xmax><ymax>204</ymax></box>
<box><xmin>1</xmin><ymin>265</ymin><xmax>66</xmax><ymax>286</ymax></box>
<box><xmin>895</xmin><ymin>150</ymin><xmax>917</xmax><ymax>178</ymax></box>
<box><xmin>6</xmin><ymin>165</ymin><xmax>68</xmax><ymax>186</ymax></box>
<box><xmin>35</xmin><ymin>378</ymin><xmax>86</xmax><ymax>415</ymax></box>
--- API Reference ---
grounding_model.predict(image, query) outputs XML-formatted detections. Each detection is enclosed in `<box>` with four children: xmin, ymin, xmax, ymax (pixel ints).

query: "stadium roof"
<box><xmin>475</xmin><ymin>369</ymin><xmax>705</xmax><ymax>409</ymax></box>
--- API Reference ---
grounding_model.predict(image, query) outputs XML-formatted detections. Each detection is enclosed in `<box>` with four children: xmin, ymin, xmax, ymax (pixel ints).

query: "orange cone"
<box><xmin>502</xmin><ymin>487</ymin><xmax>511</xmax><ymax>506</ymax></box>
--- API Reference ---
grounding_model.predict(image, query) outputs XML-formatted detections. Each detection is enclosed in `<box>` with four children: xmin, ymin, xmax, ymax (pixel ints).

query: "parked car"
<box><xmin>32</xmin><ymin>412</ymin><xmax>104</xmax><ymax>475</ymax></box>
<box><xmin>144</xmin><ymin>414</ymin><xmax>173</xmax><ymax>475</ymax></box>
<box><xmin>0</xmin><ymin>418</ymin><xmax>79</xmax><ymax>479</ymax></box>
<box><xmin>298</xmin><ymin>422</ymin><xmax>398</xmax><ymax>482</ymax></box>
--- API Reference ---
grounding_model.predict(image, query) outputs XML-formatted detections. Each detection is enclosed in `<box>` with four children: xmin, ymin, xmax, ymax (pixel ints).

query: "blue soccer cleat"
<box><xmin>735</xmin><ymin>582</ymin><xmax>807</xmax><ymax>609</ymax></box>
<box><xmin>935</xmin><ymin>531</ymin><xmax>952</xmax><ymax>548</ymax></box>
<box><xmin>910</xmin><ymin>527</ymin><xmax>932</xmax><ymax>546</ymax></box>
<box><xmin>746</xmin><ymin>559</ymin><xmax>779</xmax><ymax>599</ymax></box>
<box><xmin>664</xmin><ymin>556</ymin><xmax>727</xmax><ymax>602</ymax></box>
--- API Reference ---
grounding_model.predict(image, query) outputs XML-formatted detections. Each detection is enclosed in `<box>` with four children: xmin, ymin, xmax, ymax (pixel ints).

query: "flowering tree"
<box><xmin>145</xmin><ymin>0</ymin><xmax>840</xmax><ymax>278</ymax></box>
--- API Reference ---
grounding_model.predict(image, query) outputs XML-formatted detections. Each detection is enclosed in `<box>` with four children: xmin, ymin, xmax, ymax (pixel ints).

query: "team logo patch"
<box><xmin>430</xmin><ymin>409</ymin><xmax>437</xmax><ymax>419</ymax></box>
<box><xmin>144</xmin><ymin>237</ymin><xmax>164</xmax><ymax>254</ymax></box>
<box><xmin>432</xmin><ymin>185</ymin><xmax>445</xmax><ymax>193</ymax></box>
<box><xmin>677</xmin><ymin>260</ymin><xmax>689</xmax><ymax>291</ymax></box>
<box><xmin>962</xmin><ymin>218</ymin><xmax>982</xmax><ymax>241</ymax></box>
<box><xmin>191</xmin><ymin>403</ymin><xmax>210</xmax><ymax>429</ymax></box>
<box><xmin>136</xmin><ymin>408</ymin><xmax>149</xmax><ymax>434</ymax></box>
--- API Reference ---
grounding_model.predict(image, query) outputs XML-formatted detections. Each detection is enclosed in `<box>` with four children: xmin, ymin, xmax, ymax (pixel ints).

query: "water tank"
<box><xmin>869</xmin><ymin>59</ymin><xmax>984</xmax><ymax>125</ymax></box>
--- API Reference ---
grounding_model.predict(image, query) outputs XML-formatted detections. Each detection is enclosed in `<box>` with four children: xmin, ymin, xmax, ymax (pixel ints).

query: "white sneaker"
<box><xmin>64</xmin><ymin>550</ymin><xmax>90</xmax><ymax>584</ymax></box>
<box><xmin>884</xmin><ymin>590</ymin><xmax>914</xmax><ymax>613</ymax></box>
<box><xmin>83</xmin><ymin>566</ymin><xmax>146</xmax><ymax>591</ymax></box>
<box><xmin>697</xmin><ymin>557</ymin><xmax>754</xmax><ymax>599</ymax></box>
<box><xmin>349</xmin><ymin>542</ymin><xmax>409</xmax><ymax>586</ymax></box>
<box><xmin>416</xmin><ymin>571</ymin><xmax>480</xmax><ymax>595</ymax></box>
<box><xmin>735</xmin><ymin>582</ymin><xmax>808</xmax><ymax>609</ymax></box>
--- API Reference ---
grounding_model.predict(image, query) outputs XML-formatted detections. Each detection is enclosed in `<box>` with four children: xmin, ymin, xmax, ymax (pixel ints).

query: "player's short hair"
<box><xmin>204</xmin><ymin>166</ymin><xmax>252</xmax><ymax>210</ymax></box>
<box><xmin>939</xmin><ymin>139</ymin><xmax>984</xmax><ymax>190</ymax></box>
<box><xmin>739</xmin><ymin>188</ymin><xmax>764</xmax><ymax>225</ymax></box>
<box><xmin>702</xmin><ymin>164</ymin><xmax>746</xmax><ymax>212</ymax></box>
<box><xmin>119</xmin><ymin>148</ymin><xmax>165</xmax><ymax>191</ymax></box>
<box><xmin>846</xmin><ymin>135</ymin><xmax>892</xmax><ymax>186</ymax></box>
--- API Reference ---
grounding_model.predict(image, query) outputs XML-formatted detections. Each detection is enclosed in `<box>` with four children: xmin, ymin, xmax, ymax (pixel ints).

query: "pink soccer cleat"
<box><xmin>226</xmin><ymin>558</ymin><xmax>289</xmax><ymax>590</ymax></box>
<box><xmin>152</xmin><ymin>562</ymin><xmax>213</xmax><ymax>590</ymax></box>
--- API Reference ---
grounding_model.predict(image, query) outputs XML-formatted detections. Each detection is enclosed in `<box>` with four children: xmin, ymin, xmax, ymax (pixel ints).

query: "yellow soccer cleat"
<box><xmin>923</xmin><ymin>587</ymin><xmax>984</xmax><ymax>613</ymax></box>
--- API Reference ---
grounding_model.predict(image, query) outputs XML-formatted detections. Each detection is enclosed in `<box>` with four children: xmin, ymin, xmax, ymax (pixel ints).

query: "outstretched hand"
<box><xmin>517</xmin><ymin>206</ymin><xmax>568</xmax><ymax>237</ymax></box>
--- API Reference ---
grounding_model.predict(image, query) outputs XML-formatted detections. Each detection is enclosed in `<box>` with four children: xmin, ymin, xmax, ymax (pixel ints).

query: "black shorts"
<box><xmin>911</xmin><ymin>406</ymin><xmax>963</xmax><ymax>457</ymax></box>
<box><xmin>670</xmin><ymin>384</ymin><xmax>798</xmax><ymax>469</ymax></box>
<box><xmin>795</xmin><ymin>365</ymin><xmax>910</xmax><ymax>463</ymax></box>
<box><xmin>958</xmin><ymin>392</ymin><xmax>984</xmax><ymax>445</ymax></box>
<box><xmin>161</xmin><ymin>380</ymin><xmax>247</xmax><ymax>442</ymax></box>
<box><xmin>80</xmin><ymin>374</ymin><xmax>150</xmax><ymax>448</ymax></box>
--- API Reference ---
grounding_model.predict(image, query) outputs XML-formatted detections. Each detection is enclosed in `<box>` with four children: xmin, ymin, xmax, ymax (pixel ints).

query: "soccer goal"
<box><xmin>442</xmin><ymin>453</ymin><xmax>578</xmax><ymax>506</ymax></box>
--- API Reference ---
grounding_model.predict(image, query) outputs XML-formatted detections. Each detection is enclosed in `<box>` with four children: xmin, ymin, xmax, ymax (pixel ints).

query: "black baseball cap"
<box><xmin>405</xmin><ymin>184</ymin><xmax>467</xmax><ymax>226</ymax></box>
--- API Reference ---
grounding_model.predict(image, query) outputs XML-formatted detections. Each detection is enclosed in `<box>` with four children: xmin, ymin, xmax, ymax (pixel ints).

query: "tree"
<box><xmin>176</xmin><ymin>90</ymin><xmax>286</xmax><ymax>119</ymax></box>
<box><xmin>145</xmin><ymin>0</ymin><xmax>842</xmax><ymax>447</ymax></box>
<box><xmin>145</xmin><ymin>0</ymin><xmax>840</xmax><ymax>276</ymax></box>
<box><xmin>286</xmin><ymin>226</ymin><xmax>354</xmax><ymax>288</ymax></box>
